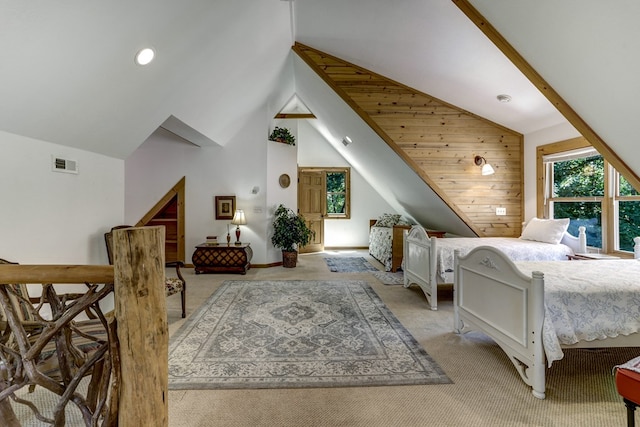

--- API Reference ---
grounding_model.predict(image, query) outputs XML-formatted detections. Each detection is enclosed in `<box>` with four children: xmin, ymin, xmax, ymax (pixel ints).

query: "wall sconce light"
<box><xmin>231</xmin><ymin>209</ymin><xmax>247</xmax><ymax>245</ymax></box>
<box><xmin>474</xmin><ymin>156</ymin><xmax>495</xmax><ymax>176</ymax></box>
<box><xmin>342</xmin><ymin>136</ymin><xmax>352</xmax><ymax>146</ymax></box>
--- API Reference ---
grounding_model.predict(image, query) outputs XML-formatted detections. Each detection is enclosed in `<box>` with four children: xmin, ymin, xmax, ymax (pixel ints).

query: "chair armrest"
<box><xmin>166</xmin><ymin>261</ymin><xmax>186</xmax><ymax>283</ymax></box>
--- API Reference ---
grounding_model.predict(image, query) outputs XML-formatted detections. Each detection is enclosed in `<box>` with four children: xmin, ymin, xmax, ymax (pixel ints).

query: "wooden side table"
<box><xmin>192</xmin><ymin>243</ymin><xmax>253</xmax><ymax>274</ymax></box>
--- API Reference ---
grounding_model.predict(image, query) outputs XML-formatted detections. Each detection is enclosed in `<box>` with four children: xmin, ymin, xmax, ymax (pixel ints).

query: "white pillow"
<box><xmin>520</xmin><ymin>217</ymin><xmax>570</xmax><ymax>245</ymax></box>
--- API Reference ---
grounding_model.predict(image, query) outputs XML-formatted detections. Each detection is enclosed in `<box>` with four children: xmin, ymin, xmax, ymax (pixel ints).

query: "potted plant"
<box><xmin>268</xmin><ymin>126</ymin><xmax>296</xmax><ymax>146</ymax></box>
<box><xmin>271</xmin><ymin>204</ymin><xmax>314</xmax><ymax>267</ymax></box>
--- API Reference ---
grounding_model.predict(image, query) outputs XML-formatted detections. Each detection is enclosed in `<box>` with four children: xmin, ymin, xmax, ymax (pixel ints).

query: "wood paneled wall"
<box><xmin>293</xmin><ymin>43</ymin><xmax>523</xmax><ymax>237</ymax></box>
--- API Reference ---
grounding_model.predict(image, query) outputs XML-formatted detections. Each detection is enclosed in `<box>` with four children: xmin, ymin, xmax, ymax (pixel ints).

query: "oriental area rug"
<box><xmin>371</xmin><ymin>270</ymin><xmax>405</xmax><ymax>285</ymax></box>
<box><xmin>168</xmin><ymin>280</ymin><xmax>451</xmax><ymax>389</ymax></box>
<box><xmin>323</xmin><ymin>257</ymin><xmax>378</xmax><ymax>272</ymax></box>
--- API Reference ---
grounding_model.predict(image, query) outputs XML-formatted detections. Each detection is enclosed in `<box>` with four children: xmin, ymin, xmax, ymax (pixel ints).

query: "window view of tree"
<box><xmin>617</xmin><ymin>174</ymin><xmax>640</xmax><ymax>251</ymax></box>
<box><xmin>552</xmin><ymin>155</ymin><xmax>603</xmax><ymax>248</ymax></box>
<box><xmin>548</xmin><ymin>153</ymin><xmax>640</xmax><ymax>252</ymax></box>
<box><xmin>326</xmin><ymin>172</ymin><xmax>346</xmax><ymax>215</ymax></box>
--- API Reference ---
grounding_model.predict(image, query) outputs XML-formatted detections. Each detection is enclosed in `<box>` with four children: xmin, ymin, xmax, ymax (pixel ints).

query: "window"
<box><xmin>538</xmin><ymin>141</ymin><xmax>640</xmax><ymax>255</ymax></box>
<box><xmin>326</xmin><ymin>171</ymin><xmax>348</xmax><ymax>217</ymax></box>
<box><xmin>298</xmin><ymin>167</ymin><xmax>351</xmax><ymax>219</ymax></box>
<box><xmin>615</xmin><ymin>173</ymin><xmax>640</xmax><ymax>251</ymax></box>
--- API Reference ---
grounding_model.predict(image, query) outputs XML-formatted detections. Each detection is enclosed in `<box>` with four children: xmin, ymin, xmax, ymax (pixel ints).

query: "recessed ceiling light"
<box><xmin>496</xmin><ymin>94</ymin><xmax>512</xmax><ymax>103</ymax></box>
<box><xmin>135</xmin><ymin>48</ymin><xmax>155</xmax><ymax>65</ymax></box>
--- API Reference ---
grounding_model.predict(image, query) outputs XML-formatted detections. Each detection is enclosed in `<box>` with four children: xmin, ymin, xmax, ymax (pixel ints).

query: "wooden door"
<box><xmin>298</xmin><ymin>169</ymin><xmax>324</xmax><ymax>253</ymax></box>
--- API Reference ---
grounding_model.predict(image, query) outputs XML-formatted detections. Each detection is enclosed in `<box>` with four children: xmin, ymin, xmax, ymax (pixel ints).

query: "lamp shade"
<box><xmin>231</xmin><ymin>209</ymin><xmax>247</xmax><ymax>225</ymax></box>
<box><xmin>474</xmin><ymin>155</ymin><xmax>494</xmax><ymax>176</ymax></box>
<box><xmin>481</xmin><ymin>163</ymin><xmax>495</xmax><ymax>175</ymax></box>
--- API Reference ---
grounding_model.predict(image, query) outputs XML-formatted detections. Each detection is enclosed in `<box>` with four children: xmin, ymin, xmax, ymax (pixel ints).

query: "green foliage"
<box><xmin>553</xmin><ymin>155</ymin><xmax>640</xmax><ymax>251</ymax></box>
<box><xmin>268</xmin><ymin>127</ymin><xmax>295</xmax><ymax>145</ymax></box>
<box><xmin>271</xmin><ymin>204</ymin><xmax>314</xmax><ymax>252</ymax></box>
<box><xmin>553</xmin><ymin>155</ymin><xmax>604</xmax><ymax>197</ymax></box>
<box><xmin>326</xmin><ymin>172</ymin><xmax>346</xmax><ymax>214</ymax></box>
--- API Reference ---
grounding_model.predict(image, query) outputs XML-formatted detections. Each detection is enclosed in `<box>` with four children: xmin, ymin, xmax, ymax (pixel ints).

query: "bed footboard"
<box><xmin>403</xmin><ymin>226</ymin><xmax>438</xmax><ymax>310</ymax></box>
<box><xmin>454</xmin><ymin>246</ymin><xmax>547</xmax><ymax>399</ymax></box>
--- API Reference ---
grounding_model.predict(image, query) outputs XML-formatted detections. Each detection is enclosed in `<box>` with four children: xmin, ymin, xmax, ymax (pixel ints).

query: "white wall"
<box><xmin>0</xmin><ymin>130</ymin><xmax>123</xmax><ymax>264</ymax></box>
<box><xmin>523</xmin><ymin>122</ymin><xmax>580</xmax><ymax>220</ymax></box>
<box><xmin>297</xmin><ymin>120</ymin><xmax>396</xmax><ymax>247</ymax></box>
<box><xmin>266</xmin><ymin>130</ymin><xmax>299</xmax><ymax>263</ymax></box>
<box><xmin>124</xmin><ymin>115</ymin><xmax>396</xmax><ymax>265</ymax></box>
<box><xmin>124</xmin><ymin>50</ymin><xmax>304</xmax><ymax>266</ymax></box>
<box><xmin>125</xmin><ymin>109</ymin><xmax>271</xmax><ymax>265</ymax></box>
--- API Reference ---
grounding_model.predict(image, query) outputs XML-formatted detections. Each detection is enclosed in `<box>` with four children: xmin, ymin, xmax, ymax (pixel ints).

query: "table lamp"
<box><xmin>231</xmin><ymin>209</ymin><xmax>247</xmax><ymax>245</ymax></box>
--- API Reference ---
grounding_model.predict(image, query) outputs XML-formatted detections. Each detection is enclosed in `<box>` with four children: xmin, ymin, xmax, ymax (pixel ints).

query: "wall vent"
<box><xmin>52</xmin><ymin>156</ymin><xmax>78</xmax><ymax>174</ymax></box>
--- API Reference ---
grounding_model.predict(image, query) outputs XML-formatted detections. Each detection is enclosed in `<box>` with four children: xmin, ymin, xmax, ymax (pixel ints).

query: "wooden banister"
<box><xmin>113</xmin><ymin>226</ymin><xmax>168</xmax><ymax>427</ymax></box>
<box><xmin>0</xmin><ymin>226</ymin><xmax>168</xmax><ymax>427</ymax></box>
<box><xmin>0</xmin><ymin>265</ymin><xmax>113</xmax><ymax>284</ymax></box>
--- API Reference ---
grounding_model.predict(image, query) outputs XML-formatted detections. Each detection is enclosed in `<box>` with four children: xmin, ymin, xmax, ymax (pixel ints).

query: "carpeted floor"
<box><xmin>168</xmin><ymin>280</ymin><xmax>450</xmax><ymax>389</ymax></box>
<box><xmin>166</xmin><ymin>250</ymin><xmax>640</xmax><ymax>427</ymax></box>
<box><xmin>323</xmin><ymin>256</ymin><xmax>378</xmax><ymax>272</ymax></box>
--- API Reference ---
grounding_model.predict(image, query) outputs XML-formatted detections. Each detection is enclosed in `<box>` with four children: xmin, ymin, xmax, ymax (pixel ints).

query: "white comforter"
<box><xmin>437</xmin><ymin>237</ymin><xmax>573</xmax><ymax>281</ymax></box>
<box><xmin>515</xmin><ymin>259</ymin><xmax>640</xmax><ymax>365</ymax></box>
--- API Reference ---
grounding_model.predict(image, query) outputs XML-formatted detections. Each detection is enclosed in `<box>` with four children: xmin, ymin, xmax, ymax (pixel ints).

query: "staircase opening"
<box><xmin>136</xmin><ymin>177</ymin><xmax>186</xmax><ymax>263</ymax></box>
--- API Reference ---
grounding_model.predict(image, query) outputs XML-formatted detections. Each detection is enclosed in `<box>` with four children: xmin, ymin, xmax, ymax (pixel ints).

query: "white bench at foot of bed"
<box><xmin>403</xmin><ymin>226</ymin><xmax>439</xmax><ymax>310</ymax></box>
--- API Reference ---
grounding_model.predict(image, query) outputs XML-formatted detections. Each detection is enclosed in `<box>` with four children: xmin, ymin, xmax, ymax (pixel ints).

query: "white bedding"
<box><xmin>436</xmin><ymin>237</ymin><xmax>573</xmax><ymax>281</ymax></box>
<box><xmin>514</xmin><ymin>259</ymin><xmax>640</xmax><ymax>365</ymax></box>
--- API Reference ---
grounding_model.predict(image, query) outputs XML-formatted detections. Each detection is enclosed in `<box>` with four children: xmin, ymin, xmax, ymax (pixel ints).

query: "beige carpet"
<box><xmin>169</xmin><ymin>251</ymin><xmax>640</xmax><ymax>427</ymax></box>
<box><xmin>12</xmin><ymin>250</ymin><xmax>633</xmax><ymax>426</ymax></box>
<box><xmin>166</xmin><ymin>250</ymin><xmax>639</xmax><ymax>427</ymax></box>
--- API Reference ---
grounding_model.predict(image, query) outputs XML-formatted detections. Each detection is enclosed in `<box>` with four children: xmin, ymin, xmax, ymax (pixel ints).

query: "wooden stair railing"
<box><xmin>0</xmin><ymin>226</ymin><xmax>168</xmax><ymax>427</ymax></box>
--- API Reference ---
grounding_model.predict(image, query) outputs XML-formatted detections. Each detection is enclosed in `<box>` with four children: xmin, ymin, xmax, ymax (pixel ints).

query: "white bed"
<box><xmin>453</xmin><ymin>246</ymin><xmax>640</xmax><ymax>399</ymax></box>
<box><xmin>403</xmin><ymin>224</ymin><xmax>579</xmax><ymax>310</ymax></box>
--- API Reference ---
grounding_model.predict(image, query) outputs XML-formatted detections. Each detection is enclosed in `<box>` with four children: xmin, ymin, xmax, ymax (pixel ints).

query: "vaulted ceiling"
<box><xmin>2</xmin><ymin>1</ymin><xmax>638</xmax><ymax>177</ymax></box>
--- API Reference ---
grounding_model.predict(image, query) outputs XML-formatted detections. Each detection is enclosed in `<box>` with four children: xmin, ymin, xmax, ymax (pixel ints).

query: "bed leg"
<box><xmin>453</xmin><ymin>316</ymin><xmax>463</xmax><ymax>334</ymax></box>
<box><xmin>532</xmin><ymin>389</ymin><xmax>545</xmax><ymax>400</ymax></box>
<box><xmin>532</xmin><ymin>366</ymin><xmax>546</xmax><ymax>399</ymax></box>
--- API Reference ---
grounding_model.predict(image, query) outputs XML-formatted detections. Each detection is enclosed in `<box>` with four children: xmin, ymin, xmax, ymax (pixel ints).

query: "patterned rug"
<box><xmin>323</xmin><ymin>257</ymin><xmax>378</xmax><ymax>272</ymax></box>
<box><xmin>372</xmin><ymin>270</ymin><xmax>404</xmax><ymax>285</ymax></box>
<box><xmin>168</xmin><ymin>280</ymin><xmax>451</xmax><ymax>389</ymax></box>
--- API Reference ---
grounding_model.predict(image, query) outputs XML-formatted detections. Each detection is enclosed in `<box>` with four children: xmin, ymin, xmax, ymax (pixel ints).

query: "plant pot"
<box><xmin>282</xmin><ymin>250</ymin><xmax>298</xmax><ymax>268</ymax></box>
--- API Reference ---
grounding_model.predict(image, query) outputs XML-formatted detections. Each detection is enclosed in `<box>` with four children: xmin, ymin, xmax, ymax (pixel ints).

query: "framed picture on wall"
<box><xmin>215</xmin><ymin>196</ymin><xmax>236</xmax><ymax>220</ymax></box>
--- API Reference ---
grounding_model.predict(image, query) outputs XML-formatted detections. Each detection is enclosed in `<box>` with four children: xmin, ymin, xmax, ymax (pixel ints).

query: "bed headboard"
<box><xmin>560</xmin><ymin>227</ymin><xmax>587</xmax><ymax>254</ymax></box>
<box><xmin>560</xmin><ymin>232</ymin><xmax>580</xmax><ymax>253</ymax></box>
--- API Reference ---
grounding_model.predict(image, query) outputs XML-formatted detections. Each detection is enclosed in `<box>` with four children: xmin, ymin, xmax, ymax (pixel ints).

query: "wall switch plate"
<box><xmin>496</xmin><ymin>207</ymin><xmax>506</xmax><ymax>215</ymax></box>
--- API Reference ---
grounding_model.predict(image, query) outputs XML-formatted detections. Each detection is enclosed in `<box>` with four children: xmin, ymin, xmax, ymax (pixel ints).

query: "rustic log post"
<box><xmin>113</xmin><ymin>226</ymin><xmax>168</xmax><ymax>427</ymax></box>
